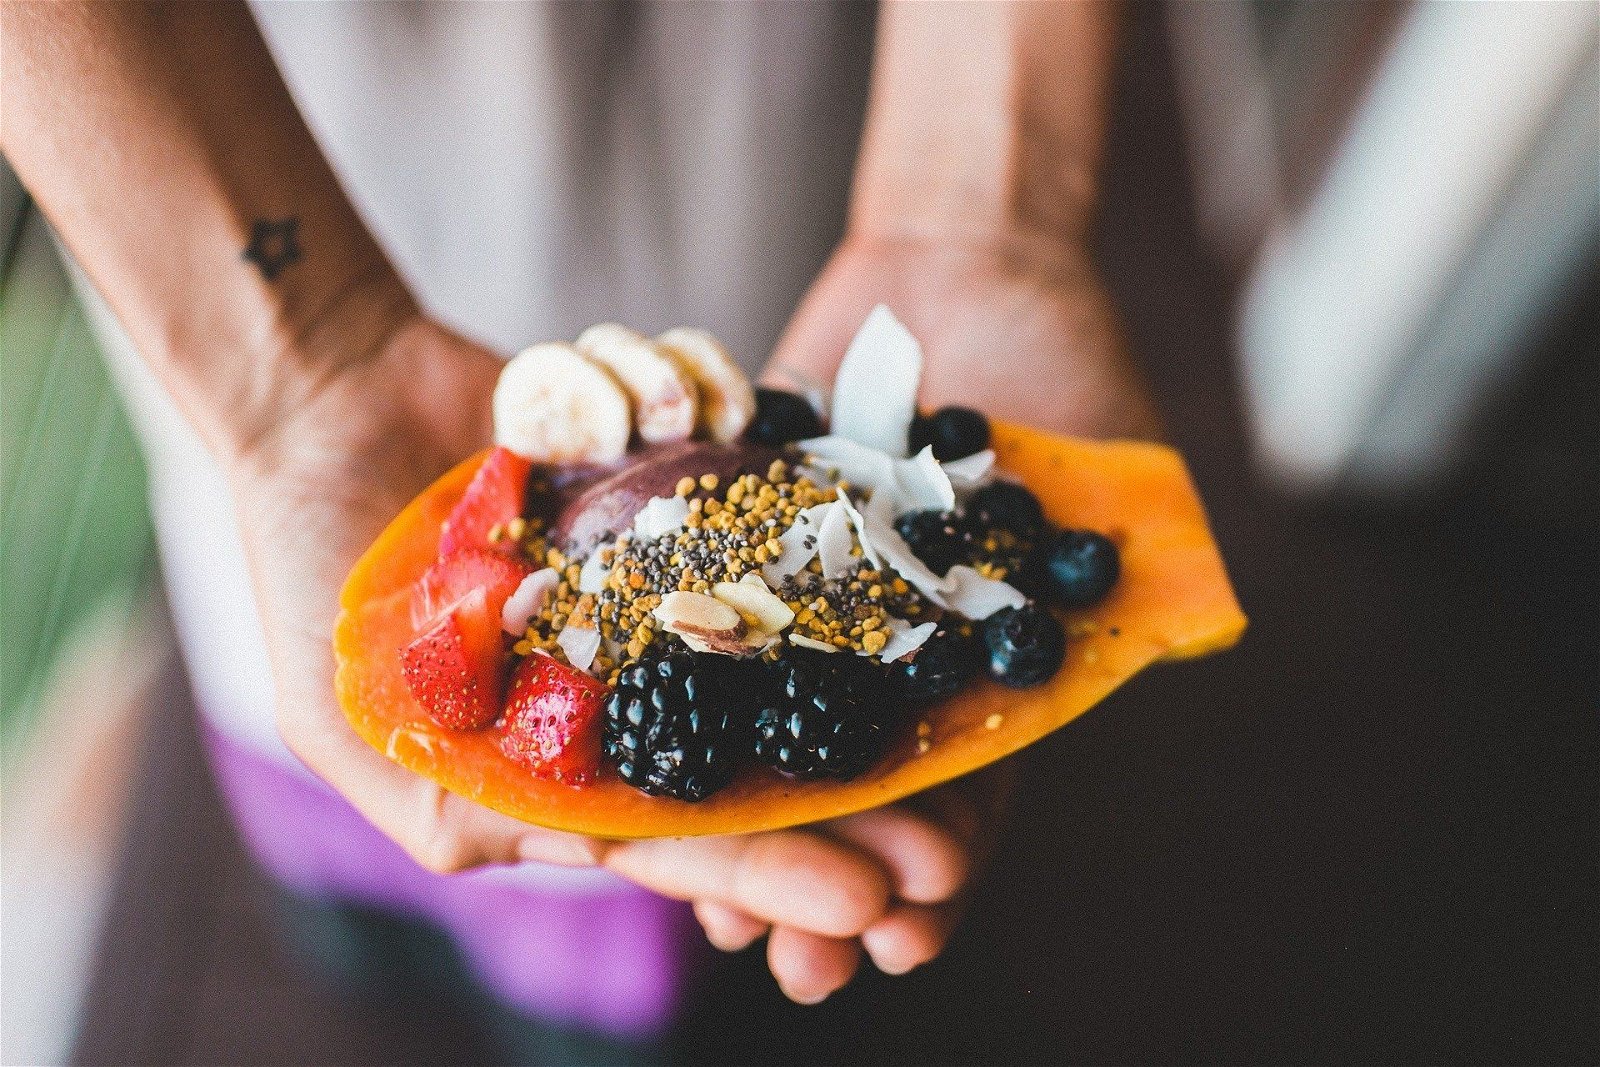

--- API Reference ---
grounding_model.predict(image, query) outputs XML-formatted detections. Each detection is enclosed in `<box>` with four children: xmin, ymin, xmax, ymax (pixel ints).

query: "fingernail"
<box><xmin>784</xmin><ymin>984</ymin><xmax>831</xmax><ymax>1006</ymax></box>
<box><xmin>706</xmin><ymin>930</ymin><xmax>752</xmax><ymax>953</ymax></box>
<box><xmin>875</xmin><ymin>955</ymin><xmax>920</xmax><ymax>976</ymax></box>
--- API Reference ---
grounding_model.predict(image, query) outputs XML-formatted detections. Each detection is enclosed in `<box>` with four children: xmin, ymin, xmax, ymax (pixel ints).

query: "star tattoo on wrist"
<box><xmin>243</xmin><ymin>217</ymin><xmax>302</xmax><ymax>281</ymax></box>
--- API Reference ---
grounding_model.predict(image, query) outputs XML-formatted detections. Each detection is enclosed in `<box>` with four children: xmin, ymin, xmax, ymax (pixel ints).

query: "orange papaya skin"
<box><xmin>334</xmin><ymin>422</ymin><xmax>1246</xmax><ymax>839</ymax></box>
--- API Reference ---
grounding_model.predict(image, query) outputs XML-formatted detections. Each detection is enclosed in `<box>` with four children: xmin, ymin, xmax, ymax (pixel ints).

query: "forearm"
<box><xmin>851</xmin><ymin>0</ymin><xmax>1120</xmax><ymax>249</ymax></box>
<box><xmin>0</xmin><ymin>1</ymin><xmax>413</xmax><ymax>462</ymax></box>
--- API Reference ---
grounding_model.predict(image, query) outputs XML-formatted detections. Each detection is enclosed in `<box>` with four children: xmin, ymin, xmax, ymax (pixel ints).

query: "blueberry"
<box><xmin>1043</xmin><ymin>530</ymin><xmax>1120</xmax><ymax>608</ymax></box>
<box><xmin>746</xmin><ymin>388</ymin><xmax>823</xmax><ymax>446</ymax></box>
<box><xmin>908</xmin><ymin>406</ymin><xmax>991</xmax><ymax>461</ymax></box>
<box><xmin>968</xmin><ymin>481</ymin><xmax>1047</xmax><ymax>541</ymax></box>
<box><xmin>894</xmin><ymin>509</ymin><xmax>971</xmax><ymax>575</ymax></box>
<box><xmin>983</xmin><ymin>603</ymin><xmax>1066</xmax><ymax>688</ymax></box>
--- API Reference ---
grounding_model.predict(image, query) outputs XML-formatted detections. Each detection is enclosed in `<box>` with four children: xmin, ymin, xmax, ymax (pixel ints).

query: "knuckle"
<box><xmin>408</xmin><ymin>789</ymin><xmax>479</xmax><ymax>874</ymax></box>
<box><xmin>413</xmin><ymin>829</ymin><xmax>476</xmax><ymax>875</ymax></box>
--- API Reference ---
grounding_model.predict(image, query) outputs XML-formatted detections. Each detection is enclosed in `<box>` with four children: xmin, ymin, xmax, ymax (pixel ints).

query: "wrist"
<box><xmin>849</xmin><ymin>0</ymin><xmax>1115</xmax><ymax>250</ymax></box>
<box><xmin>848</xmin><ymin>151</ymin><xmax>1099</xmax><ymax>254</ymax></box>
<box><xmin>211</xmin><ymin>263</ymin><xmax>419</xmax><ymax>472</ymax></box>
<box><xmin>225</xmin><ymin>312</ymin><xmax>502</xmax><ymax>500</ymax></box>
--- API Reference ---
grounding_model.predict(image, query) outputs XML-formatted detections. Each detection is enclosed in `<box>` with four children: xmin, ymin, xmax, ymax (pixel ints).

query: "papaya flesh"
<box><xmin>334</xmin><ymin>422</ymin><xmax>1246</xmax><ymax>839</ymax></box>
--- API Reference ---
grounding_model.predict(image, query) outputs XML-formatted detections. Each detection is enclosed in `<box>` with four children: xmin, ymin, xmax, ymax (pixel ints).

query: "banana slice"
<box><xmin>493</xmin><ymin>342</ymin><xmax>631</xmax><ymax>464</ymax></box>
<box><xmin>575</xmin><ymin>323</ymin><xmax>698</xmax><ymax>443</ymax></box>
<box><xmin>656</xmin><ymin>327</ymin><xmax>756</xmax><ymax>443</ymax></box>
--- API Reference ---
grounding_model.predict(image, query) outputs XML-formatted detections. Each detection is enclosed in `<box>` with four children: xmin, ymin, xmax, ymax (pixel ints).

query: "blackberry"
<box><xmin>886</xmin><ymin>625</ymin><xmax>983</xmax><ymax>705</ymax></box>
<box><xmin>755</xmin><ymin>653</ymin><xmax>900</xmax><ymax>780</ymax></box>
<box><xmin>603</xmin><ymin>648</ymin><xmax>753</xmax><ymax>801</ymax></box>
<box><xmin>983</xmin><ymin>603</ymin><xmax>1067</xmax><ymax>688</ymax></box>
<box><xmin>968</xmin><ymin>481</ymin><xmax>1048</xmax><ymax>542</ymax></box>
<box><xmin>746</xmin><ymin>388</ymin><xmax>823</xmax><ymax>446</ymax></box>
<box><xmin>1042</xmin><ymin>530</ymin><xmax>1121</xmax><ymax>608</ymax></box>
<box><xmin>894</xmin><ymin>509</ymin><xmax>972</xmax><ymax>575</ymax></box>
<box><xmin>909</xmin><ymin>406</ymin><xmax>991</xmax><ymax>461</ymax></box>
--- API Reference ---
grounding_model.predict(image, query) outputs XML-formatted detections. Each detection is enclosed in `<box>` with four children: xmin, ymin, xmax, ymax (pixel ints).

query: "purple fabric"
<box><xmin>200</xmin><ymin>722</ymin><xmax>703</xmax><ymax>1040</ymax></box>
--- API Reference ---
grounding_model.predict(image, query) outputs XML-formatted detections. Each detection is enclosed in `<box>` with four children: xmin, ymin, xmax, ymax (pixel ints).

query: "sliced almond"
<box><xmin>652</xmin><ymin>590</ymin><xmax>748</xmax><ymax>654</ymax></box>
<box><xmin>790</xmin><ymin>633</ymin><xmax>840</xmax><ymax>654</ymax></box>
<box><xmin>711</xmin><ymin>573</ymin><xmax>795</xmax><ymax>635</ymax></box>
<box><xmin>576</xmin><ymin>323</ymin><xmax>698</xmax><ymax>443</ymax></box>
<box><xmin>493</xmin><ymin>342</ymin><xmax>631</xmax><ymax>463</ymax></box>
<box><xmin>656</xmin><ymin>327</ymin><xmax>756</xmax><ymax>443</ymax></box>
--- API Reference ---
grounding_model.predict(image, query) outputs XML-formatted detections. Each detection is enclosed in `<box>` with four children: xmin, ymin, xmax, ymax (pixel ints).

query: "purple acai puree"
<box><xmin>532</xmin><ymin>441</ymin><xmax>779</xmax><ymax>556</ymax></box>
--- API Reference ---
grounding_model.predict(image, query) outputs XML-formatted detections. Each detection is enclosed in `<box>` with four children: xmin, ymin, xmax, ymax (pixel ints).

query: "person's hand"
<box><xmin>734</xmin><ymin>228</ymin><xmax>1162</xmax><ymax>996</ymax></box>
<box><xmin>771</xmin><ymin>231</ymin><xmax>1160</xmax><ymax>440</ymax></box>
<box><xmin>225</xmin><ymin>311</ymin><xmax>1007</xmax><ymax>1005</ymax></box>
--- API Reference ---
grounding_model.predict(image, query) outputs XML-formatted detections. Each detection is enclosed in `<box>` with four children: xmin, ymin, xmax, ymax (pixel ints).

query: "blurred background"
<box><xmin>2</xmin><ymin>2</ymin><xmax>1595</xmax><ymax>1063</ymax></box>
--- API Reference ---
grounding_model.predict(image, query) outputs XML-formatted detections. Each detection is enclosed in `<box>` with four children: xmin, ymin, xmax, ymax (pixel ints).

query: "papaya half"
<box><xmin>334</xmin><ymin>421</ymin><xmax>1246</xmax><ymax>839</ymax></box>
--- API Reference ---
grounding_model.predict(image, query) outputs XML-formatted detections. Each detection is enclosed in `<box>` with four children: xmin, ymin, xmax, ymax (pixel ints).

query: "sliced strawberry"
<box><xmin>400</xmin><ymin>587</ymin><xmax>506</xmax><ymax>730</ymax></box>
<box><xmin>439</xmin><ymin>446</ymin><xmax>532</xmax><ymax>557</ymax></box>
<box><xmin>411</xmin><ymin>548</ymin><xmax>534</xmax><ymax>632</ymax></box>
<box><xmin>499</xmin><ymin>654</ymin><xmax>610</xmax><ymax>784</ymax></box>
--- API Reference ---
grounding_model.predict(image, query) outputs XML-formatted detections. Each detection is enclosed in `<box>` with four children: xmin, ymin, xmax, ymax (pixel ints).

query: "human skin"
<box><xmin>2</xmin><ymin>1</ymin><xmax>1148</xmax><ymax>1004</ymax></box>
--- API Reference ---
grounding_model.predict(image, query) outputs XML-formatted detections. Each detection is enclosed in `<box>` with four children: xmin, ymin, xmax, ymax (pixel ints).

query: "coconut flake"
<box><xmin>890</xmin><ymin>446</ymin><xmax>956</xmax><ymax>516</ymax></box>
<box><xmin>763</xmin><ymin>501</ymin><xmax>834</xmax><ymax>583</ymax></box>
<box><xmin>576</xmin><ymin>549</ymin><xmax>612</xmax><ymax>594</ymax></box>
<box><xmin>829</xmin><ymin>305</ymin><xmax>922</xmax><ymax>457</ymax></box>
<box><xmin>790</xmin><ymin>633</ymin><xmax>840</xmax><ymax>654</ymax></box>
<box><xmin>942</xmin><ymin>449</ymin><xmax>996</xmax><ymax>499</ymax></box>
<box><xmin>556</xmin><ymin>623</ymin><xmax>602</xmax><ymax>673</ymax></box>
<box><xmin>502</xmin><ymin>567</ymin><xmax>561</xmax><ymax>634</ymax></box>
<box><xmin>632</xmin><ymin>495</ymin><xmax>690</xmax><ymax>541</ymax></box>
<box><xmin>931</xmin><ymin>564</ymin><xmax>1026</xmax><ymax>619</ymax></box>
<box><xmin>871</xmin><ymin>618</ymin><xmax>938</xmax><ymax>663</ymax></box>
<box><xmin>797</xmin><ymin>435</ymin><xmax>898</xmax><ymax>497</ymax></box>
<box><xmin>817</xmin><ymin>496</ymin><xmax>858</xmax><ymax>578</ymax></box>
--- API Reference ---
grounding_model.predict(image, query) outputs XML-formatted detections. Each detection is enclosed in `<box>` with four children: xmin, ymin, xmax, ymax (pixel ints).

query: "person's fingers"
<box><xmin>278</xmin><ymin>697</ymin><xmax>603</xmax><ymax>873</ymax></box>
<box><xmin>767</xmin><ymin>926</ymin><xmax>863</xmax><ymax>1005</ymax></box>
<box><xmin>600</xmin><ymin>830</ymin><xmax>892</xmax><ymax>938</ymax></box>
<box><xmin>763</xmin><ymin>253</ymin><xmax>879</xmax><ymax>389</ymax></box>
<box><xmin>694</xmin><ymin>900</ymin><xmax>769</xmax><ymax>953</ymax></box>
<box><xmin>861</xmin><ymin>901</ymin><xmax>963</xmax><ymax>976</ymax></box>
<box><xmin>820</xmin><ymin>804</ymin><xmax>973</xmax><ymax>905</ymax></box>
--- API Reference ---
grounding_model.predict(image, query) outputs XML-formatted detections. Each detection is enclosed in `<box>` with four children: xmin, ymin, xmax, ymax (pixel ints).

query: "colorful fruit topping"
<box><xmin>493</xmin><ymin>342</ymin><xmax>632</xmax><ymax>464</ymax></box>
<box><xmin>909</xmin><ymin>405</ymin><xmax>991</xmax><ymax>461</ymax></box>
<box><xmin>412</xmin><ymin>548</ymin><xmax>535</xmax><ymax>632</ymax></box>
<box><xmin>746</xmin><ymin>388</ymin><xmax>823</xmax><ymax>446</ymax></box>
<box><xmin>499</xmin><ymin>652</ymin><xmax>610</xmax><ymax>783</ymax></box>
<box><xmin>576</xmin><ymin>323</ymin><xmax>700</xmax><ymax>444</ymax></box>
<box><xmin>967</xmin><ymin>480</ymin><xmax>1049</xmax><ymax>542</ymax></box>
<box><xmin>655</xmin><ymin>328</ymin><xmax>756</xmax><ymax>443</ymax></box>
<box><xmin>438</xmin><ymin>446</ymin><xmax>532</xmax><ymax>558</ymax></box>
<box><xmin>1042</xmin><ymin>529</ymin><xmax>1122</xmax><ymax>608</ymax></box>
<box><xmin>400</xmin><ymin>587</ymin><xmax>506</xmax><ymax>730</ymax></box>
<box><xmin>435</xmin><ymin>306</ymin><xmax>1129</xmax><ymax>795</ymax></box>
<box><xmin>893</xmin><ymin>509</ymin><xmax>974</xmax><ymax>576</ymax></box>
<box><xmin>885</xmin><ymin>625</ymin><xmax>984</xmax><ymax>705</ymax></box>
<box><xmin>603</xmin><ymin>648</ymin><xmax>750</xmax><ymax>801</ymax></box>
<box><xmin>983</xmin><ymin>603</ymin><xmax>1067</xmax><ymax>689</ymax></box>
<box><xmin>755</xmin><ymin>652</ymin><xmax>900</xmax><ymax>781</ymax></box>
